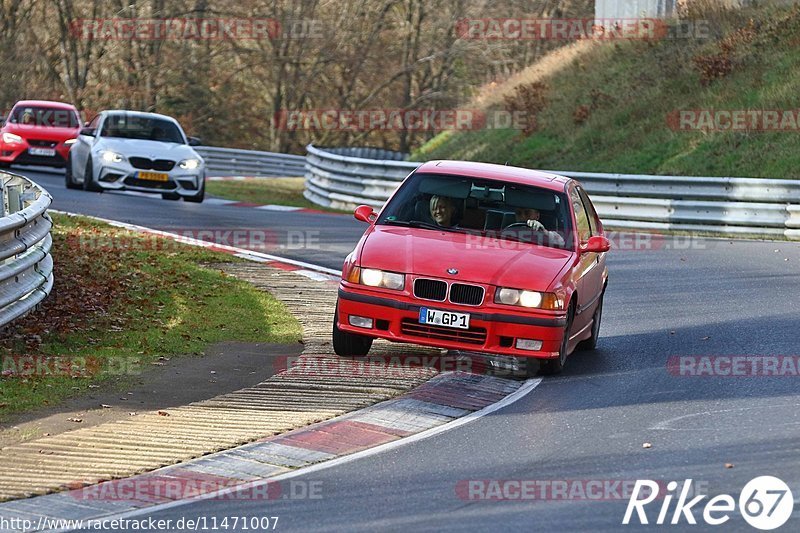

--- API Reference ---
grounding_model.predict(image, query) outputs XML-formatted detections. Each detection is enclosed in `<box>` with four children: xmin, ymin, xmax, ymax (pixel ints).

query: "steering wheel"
<box><xmin>502</xmin><ymin>222</ymin><xmax>544</xmax><ymax>231</ymax></box>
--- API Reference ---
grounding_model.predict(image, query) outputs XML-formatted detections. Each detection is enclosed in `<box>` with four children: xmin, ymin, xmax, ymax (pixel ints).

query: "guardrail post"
<box><xmin>6</xmin><ymin>184</ymin><xmax>22</xmax><ymax>214</ymax></box>
<box><xmin>0</xmin><ymin>185</ymin><xmax>5</xmax><ymax>217</ymax></box>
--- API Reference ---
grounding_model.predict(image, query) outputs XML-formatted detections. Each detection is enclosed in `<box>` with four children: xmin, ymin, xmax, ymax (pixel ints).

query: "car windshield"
<box><xmin>377</xmin><ymin>172</ymin><xmax>573</xmax><ymax>249</ymax></box>
<box><xmin>100</xmin><ymin>115</ymin><xmax>185</xmax><ymax>143</ymax></box>
<box><xmin>9</xmin><ymin>106</ymin><xmax>80</xmax><ymax>128</ymax></box>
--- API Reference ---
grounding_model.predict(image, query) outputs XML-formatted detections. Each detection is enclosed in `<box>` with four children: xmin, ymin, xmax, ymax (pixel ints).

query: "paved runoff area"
<box><xmin>0</xmin><ymin>262</ymin><xmax>524</xmax><ymax>531</ymax></box>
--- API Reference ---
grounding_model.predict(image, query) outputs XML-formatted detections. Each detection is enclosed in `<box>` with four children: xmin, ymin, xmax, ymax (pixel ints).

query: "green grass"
<box><xmin>0</xmin><ymin>214</ymin><xmax>302</xmax><ymax>420</ymax></box>
<box><xmin>207</xmin><ymin>177</ymin><xmax>348</xmax><ymax>212</ymax></box>
<box><xmin>413</xmin><ymin>4</ymin><xmax>800</xmax><ymax>179</ymax></box>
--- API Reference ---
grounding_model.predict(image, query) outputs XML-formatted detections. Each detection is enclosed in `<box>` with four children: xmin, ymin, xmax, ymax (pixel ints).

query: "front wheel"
<box><xmin>184</xmin><ymin>182</ymin><xmax>205</xmax><ymax>203</ymax></box>
<box><xmin>332</xmin><ymin>302</ymin><xmax>373</xmax><ymax>357</ymax></box>
<box><xmin>577</xmin><ymin>290</ymin><xmax>604</xmax><ymax>351</ymax></box>
<box><xmin>65</xmin><ymin>155</ymin><xmax>80</xmax><ymax>189</ymax></box>
<box><xmin>538</xmin><ymin>300</ymin><xmax>575</xmax><ymax>375</ymax></box>
<box><xmin>82</xmin><ymin>158</ymin><xmax>102</xmax><ymax>192</ymax></box>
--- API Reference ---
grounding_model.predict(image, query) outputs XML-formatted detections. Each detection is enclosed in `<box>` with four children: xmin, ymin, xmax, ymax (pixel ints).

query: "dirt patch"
<box><xmin>0</xmin><ymin>341</ymin><xmax>302</xmax><ymax>448</ymax></box>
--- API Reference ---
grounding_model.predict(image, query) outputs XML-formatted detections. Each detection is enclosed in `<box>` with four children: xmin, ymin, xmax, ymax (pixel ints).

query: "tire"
<box><xmin>332</xmin><ymin>302</ymin><xmax>373</xmax><ymax>357</ymax></box>
<box><xmin>82</xmin><ymin>158</ymin><xmax>102</xmax><ymax>192</ymax></box>
<box><xmin>577</xmin><ymin>290</ymin><xmax>604</xmax><ymax>351</ymax></box>
<box><xmin>184</xmin><ymin>181</ymin><xmax>205</xmax><ymax>203</ymax></box>
<box><xmin>65</xmin><ymin>154</ymin><xmax>80</xmax><ymax>189</ymax></box>
<box><xmin>162</xmin><ymin>192</ymin><xmax>181</xmax><ymax>201</ymax></box>
<box><xmin>539</xmin><ymin>300</ymin><xmax>575</xmax><ymax>375</ymax></box>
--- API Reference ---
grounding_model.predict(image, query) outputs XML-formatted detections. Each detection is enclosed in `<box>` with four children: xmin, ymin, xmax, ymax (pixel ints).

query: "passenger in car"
<box><xmin>430</xmin><ymin>195</ymin><xmax>457</xmax><ymax>227</ymax></box>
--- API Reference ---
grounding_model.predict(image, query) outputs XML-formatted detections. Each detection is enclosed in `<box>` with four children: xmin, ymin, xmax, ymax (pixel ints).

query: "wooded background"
<box><xmin>0</xmin><ymin>0</ymin><xmax>591</xmax><ymax>153</ymax></box>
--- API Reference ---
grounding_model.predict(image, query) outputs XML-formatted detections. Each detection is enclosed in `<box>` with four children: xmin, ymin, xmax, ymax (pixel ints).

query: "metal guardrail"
<box><xmin>195</xmin><ymin>146</ymin><xmax>306</xmax><ymax>177</ymax></box>
<box><xmin>303</xmin><ymin>144</ymin><xmax>800</xmax><ymax>240</ymax></box>
<box><xmin>0</xmin><ymin>171</ymin><xmax>53</xmax><ymax>328</ymax></box>
<box><xmin>304</xmin><ymin>145</ymin><xmax>418</xmax><ymax>210</ymax></box>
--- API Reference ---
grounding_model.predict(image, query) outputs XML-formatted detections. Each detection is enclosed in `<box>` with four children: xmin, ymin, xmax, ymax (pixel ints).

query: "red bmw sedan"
<box><xmin>0</xmin><ymin>100</ymin><xmax>81</xmax><ymax>168</ymax></box>
<box><xmin>334</xmin><ymin>160</ymin><xmax>610</xmax><ymax>375</ymax></box>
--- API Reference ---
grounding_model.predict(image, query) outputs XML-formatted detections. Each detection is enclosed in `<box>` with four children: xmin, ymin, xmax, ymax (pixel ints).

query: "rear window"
<box><xmin>9</xmin><ymin>106</ymin><xmax>80</xmax><ymax>128</ymax></box>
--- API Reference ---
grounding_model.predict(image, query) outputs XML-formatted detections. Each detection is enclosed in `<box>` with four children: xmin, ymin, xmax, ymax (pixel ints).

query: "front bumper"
<box><xmin>94</xmin><ymin>161</ymin><xmax>204</xmax><ymax>197</ymax></box>
<box><xmin>0</xmin><ymin>141</ymin><xmax>69</xmax><ymax>167</ymax></box>
<box><xmin>337</xmin><ymin>284</ymin><xmax>567</xmax><ymax>359</ymax></box>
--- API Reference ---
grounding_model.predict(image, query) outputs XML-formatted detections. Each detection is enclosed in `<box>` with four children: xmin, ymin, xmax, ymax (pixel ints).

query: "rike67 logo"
<box><xmin>623</xmin><ymin>477</ymin><xmax>794</xmax><ymax>530</ymax></box>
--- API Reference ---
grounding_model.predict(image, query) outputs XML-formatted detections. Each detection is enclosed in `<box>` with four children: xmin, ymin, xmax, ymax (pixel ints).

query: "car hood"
<box><xmin>3</xmin><ymin>124</ymin><xmax>79</xmax><ymax>141</ymax></box>
<box><xmin>97</xmin><ymin>138</ymin><xmax>199</xmax><ymax>160</ymax></box>
<box><xmin>359</xmin><ymin>226</ymin><xmax>574</xmax><ymax>291</ymax></box>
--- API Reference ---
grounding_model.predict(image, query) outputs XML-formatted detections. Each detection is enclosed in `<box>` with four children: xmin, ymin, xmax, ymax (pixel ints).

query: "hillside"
<box><xmin>412</xmin><ymin>4</ymin><xmax>800</xmax><ymax>179</ymax></box>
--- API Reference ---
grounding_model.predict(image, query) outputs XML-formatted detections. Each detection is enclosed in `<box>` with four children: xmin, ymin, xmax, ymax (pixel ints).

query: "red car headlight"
<box><xmin>346</xmin><ymin>266</ymin><xmax>405</xmax><ymax>290</ymax></box>
<box><xmin>494</xmin><ymin>287</ymin><xmax>563</xmax><ymax>310</ymax></box>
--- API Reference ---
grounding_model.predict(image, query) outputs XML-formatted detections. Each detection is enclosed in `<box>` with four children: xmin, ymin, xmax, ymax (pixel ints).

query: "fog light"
<box><xmin>348</xmin><ymin>315</ymin><xmax>373</xmax><ymax>329</ymax></box>
<box><xmin>515</xmin><ymin>339</ymin><xmax>542</xmax><ymax>351</ymax></box>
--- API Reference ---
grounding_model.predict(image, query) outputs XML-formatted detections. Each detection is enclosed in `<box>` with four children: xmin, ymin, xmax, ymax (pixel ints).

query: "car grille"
<box><xmin>123</xmin><ymin>177</ymin><xmax>176</xmax><ymax>190</ymax></box>
<box><xmin>449</xmin><ymin>283</ymin><xmax>484</xmax><ymax>306</ymax></box>
<box><xmin>413</xmin><ymin>278</ymin><xmax>447</xmax><ymax>301</ymax></box>
<box><xmin>129</xmin><ymin>157</ymin><xmax>175</xmax><ymax>171</ymax></box>
<box><xmin>401</xmin><ymin>318</ymin><xmax>487</xmax><ymax>345</ymax></box>
<box><xmin>28</xmin><ymin>139</ymin><xmax>58</xmax><ymax>148</ymax></box>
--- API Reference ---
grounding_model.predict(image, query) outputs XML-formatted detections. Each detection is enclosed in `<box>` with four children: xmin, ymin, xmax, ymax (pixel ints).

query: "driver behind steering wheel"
<box><xmin>513</xmin><ymin>207</ymin><xmax>566</xmax><ymax>247</ymax></box>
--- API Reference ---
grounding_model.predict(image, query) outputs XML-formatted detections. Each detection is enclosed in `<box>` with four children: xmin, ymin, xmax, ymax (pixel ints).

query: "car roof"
<box><xmin>101</xmin><ymin>110</ymin><xmax>180</xmax><ymax>123</ymax></box>
<box><xmin>12</xmin><ymin>100</ymin><xmax>78</xmax><ymax>110</ymax></box>
<box><xmin>416</xmin><ymin>160</ymin><xmax>571</xmax><ymax>192</ymax></box>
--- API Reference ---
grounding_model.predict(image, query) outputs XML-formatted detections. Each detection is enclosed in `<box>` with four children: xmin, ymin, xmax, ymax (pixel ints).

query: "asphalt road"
<box><xmin>15</xmin><ymin>167</ymin><xmax>800</xmax><ymax>531</ymax></box>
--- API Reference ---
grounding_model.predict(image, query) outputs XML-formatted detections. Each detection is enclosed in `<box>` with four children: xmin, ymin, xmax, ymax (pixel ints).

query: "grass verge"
<box><xmin>413</xmin><ymin>4</ymin><xmax>800</xmax><ymax>179</ymax></box>
<box><xmin>0</xmin><ymin>213</ymin><xmax>302</xmax><ymax>421</ymax></box>
<box><xmin>206</xmin><ymin>177</ymin><xmax>348</xmax><ymax>213</ymax></box>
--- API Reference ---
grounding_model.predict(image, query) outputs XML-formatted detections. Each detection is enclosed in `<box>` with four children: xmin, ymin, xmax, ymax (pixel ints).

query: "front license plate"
<box><xmin>419</xmin><ymin>307</ymin><xmax>470</xmax><ymax>329</ymax></box>
<box><xmin>138</xmin><ymin>171</ymin><xmax>169</xmax><ymax>182</ymax></box>
<box><xmin>28</xmin><ymin>147</ymin><xmax>55</xmax><ymax>157</ymax></box>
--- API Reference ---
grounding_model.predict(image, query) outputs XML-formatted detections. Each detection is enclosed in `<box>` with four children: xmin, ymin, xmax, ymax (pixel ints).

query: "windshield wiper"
<box><xmin>381</xmin><ymin>219</ymin><xmax>465</xmax><ymax>232</ymax></box>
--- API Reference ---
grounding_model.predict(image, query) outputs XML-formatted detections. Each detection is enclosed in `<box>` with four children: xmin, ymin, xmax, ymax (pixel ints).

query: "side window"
<box><xmin>569</xmin><ymin>188</ymin><xmax>592</xmax><ymax>242</ymax></box>
<box><xmin>577</xmin><ymin>188</ymin><xmax>599</xmax><ymax>235</ymax></box>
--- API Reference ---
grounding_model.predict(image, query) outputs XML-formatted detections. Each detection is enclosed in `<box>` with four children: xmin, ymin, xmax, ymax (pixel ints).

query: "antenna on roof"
<box><xmin>504</xmin><ymin>160</ymin><xmax>509</xmax><ymax>165</ymax></box>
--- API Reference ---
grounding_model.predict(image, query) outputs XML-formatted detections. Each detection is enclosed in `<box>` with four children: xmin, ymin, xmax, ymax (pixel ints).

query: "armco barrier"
<box><xmin>194</xmin><ymin>146</ymin><xmax>306</xmax><ymax>177</ymax></box>
<box><xmin>0</xmin><ymin>171</ymin><xmax>53</xmax><ymax>328</ymax></box>
<box><xmin>303</xmin><ymin>144</ymin><xmax>800</xmax><ymax>239</ymax></box>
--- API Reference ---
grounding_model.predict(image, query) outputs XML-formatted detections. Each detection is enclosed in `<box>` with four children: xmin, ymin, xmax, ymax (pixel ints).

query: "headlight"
<box><xmin>350</xmin><ymin>267</ymin><xmax>405</xmax><ymax>290</ymax></box>
<box><xmin>494</xmin><ymin>287</ymin><xmax>563</xmax><ymax>310</ymax></box>
<box><xmin>64</xmin><ymin>138</ymin><xmax>77</xmax><ymax>145</ymax></box>
<box><xmin>2</xmin><ymin>132</ymin><xmax>23</xmax><ymax>144</ymax></box>
<box><xmin>179</xmin><ymin>158</ymin><xmax>201</xmax><ymax>170</ymax></box>
<box><xmin>100</xmin><ymin>150</ymin><xmax>124</xmax><ymax>163</ymax></box>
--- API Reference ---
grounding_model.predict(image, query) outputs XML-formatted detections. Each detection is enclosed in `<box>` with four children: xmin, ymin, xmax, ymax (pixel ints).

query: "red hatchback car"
<box><xmin>334</xmin><ymin>161</ymin><xmax>610</xmax><ymax>375</ymax></box>
<box><xmin>0</xmin><ymin>100</ymin><xmax>81</xmax><ymax>168</ymax></box>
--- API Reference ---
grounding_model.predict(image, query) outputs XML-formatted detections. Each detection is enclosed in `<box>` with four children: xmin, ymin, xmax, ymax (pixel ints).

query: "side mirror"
<box><xmin>580</xmin><ymin>235</ymin><xmax>611</xmax><ymax>254</ymax></box>
<box><xmin>80</xmin><ymin>127</ymin><xmax>95</xmax><ymax>137</ymax></box>
<box><xmin>187</xmin><ymin>136</ymin><xmax>202</xmax><ymax>146</ymax></box>
<box><xmin>354</xmin><ymin>205</ymin><xmax>376</xmax><ymax>223</ymax></box>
